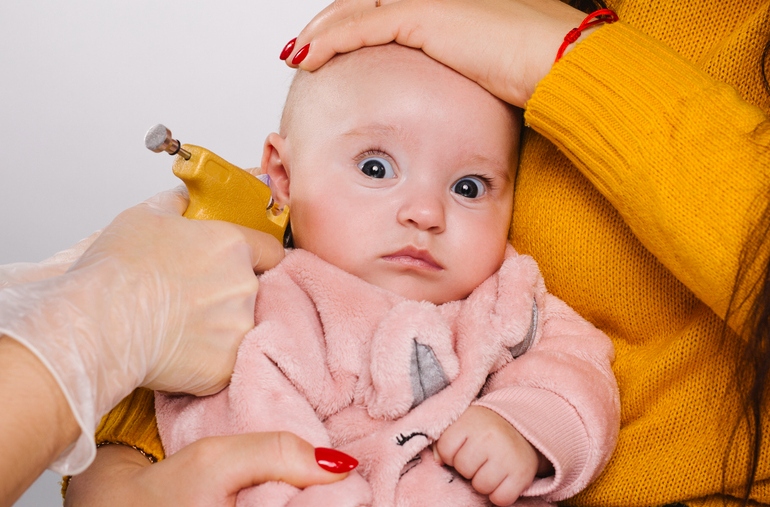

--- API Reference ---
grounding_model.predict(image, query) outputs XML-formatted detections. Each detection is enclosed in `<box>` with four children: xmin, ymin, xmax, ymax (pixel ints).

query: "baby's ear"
<box><xmin>261</xmin><ymin>132</ymin><xmax>291</xmax><ymax>206</ymax></box>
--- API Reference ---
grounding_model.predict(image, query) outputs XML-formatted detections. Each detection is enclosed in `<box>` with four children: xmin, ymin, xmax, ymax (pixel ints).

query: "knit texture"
<box><xmin>89</xmin><ymin>1</ymin><xmax>770</xmax><ymax>505</ymax></box>
<box><xmin>93</xmin><ymin>388</ymin><xmax>163</xmax><ymax>462</ymax></box>
<box><xmin>62</xmin><ymin>388</ymin><xmax>161</xmax><ymax>497</ymax></box>
<box><xmin>518</xmin><ymin>1</ymin><xmax>770</xmax><ymax>505</ymax></box>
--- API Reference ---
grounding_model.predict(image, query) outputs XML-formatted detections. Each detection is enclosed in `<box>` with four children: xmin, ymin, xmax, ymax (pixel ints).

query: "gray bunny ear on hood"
<box><xmin>509</xmin><ymin>299</ymin><xmax>538</xmax><ymax>359</ymax></box>
<box><xmin>409</xmin><ymin>339</ymin><xmax>450</xmax><ymax>408</ymax></box>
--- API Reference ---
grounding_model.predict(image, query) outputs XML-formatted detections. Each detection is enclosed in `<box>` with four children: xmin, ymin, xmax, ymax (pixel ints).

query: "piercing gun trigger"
<box><xmin>144</xmin><ymin>124</ymin><xmax>290</xmax><ymax>244</ymax></box>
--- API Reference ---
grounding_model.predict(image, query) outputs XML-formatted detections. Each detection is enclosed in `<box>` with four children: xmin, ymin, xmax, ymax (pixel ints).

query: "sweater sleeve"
<box><xmin>94</xmin><ymin>388</ymin><xmax>164</xmax><ymax>460</ymax></box>
<box><xmin>61</xmin><ymin>388</ymin><xmax>163</xmax><ymax>499</ymax></box>
<box><xmin>474</xmin><ymin>293</ymin><xmax>619</xmax><ymax>501</ymax></box>
<box><xmin>524</xmin><ymin>22</ymin><xmax>770</xmax><ymax>329</ymax></box>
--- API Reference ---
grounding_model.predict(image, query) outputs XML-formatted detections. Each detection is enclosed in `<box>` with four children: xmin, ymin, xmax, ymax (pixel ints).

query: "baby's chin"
<box><xmin>372</xmin><ymin>278</ymin><xmax>474</xmax><ymax>305</ymax></box>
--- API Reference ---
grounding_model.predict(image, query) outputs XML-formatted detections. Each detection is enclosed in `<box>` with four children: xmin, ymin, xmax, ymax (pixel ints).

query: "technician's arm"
<box><xmin>0</xmin><ymin>188</ymin><xmax>285</xmax><ymax>505</ymax></box>
<box><xmin>0</xmin><ymin>335</ymin><xmax>80</xmax><ymax>507</ymax></box>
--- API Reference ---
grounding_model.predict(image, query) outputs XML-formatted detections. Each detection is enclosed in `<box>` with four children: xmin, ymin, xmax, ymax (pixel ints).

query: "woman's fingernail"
<box><xmin>291</xmin><ymin>43</ymin><xmax>310</xmax><ymax>65</ymax></box>
<box><xmin>280</xmin><ymin>38</ymin><xmax>296</xmax><ymax>60</ymax></box>
<box><xmin>315</xmin><ymin>447</ymin><xmax>358</xmax><ymax>473</ymax></box>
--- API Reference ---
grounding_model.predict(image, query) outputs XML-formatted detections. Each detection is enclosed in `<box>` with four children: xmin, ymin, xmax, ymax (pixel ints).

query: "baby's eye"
<box><xmin>452</xmin><ymin>177</ymin><xmax>487</xmax><ymax>198</ymax></box>
<box><xmin>358</xmin><ymin>157</ymin><xmax>395</xmax><ymax>179</ymax></box>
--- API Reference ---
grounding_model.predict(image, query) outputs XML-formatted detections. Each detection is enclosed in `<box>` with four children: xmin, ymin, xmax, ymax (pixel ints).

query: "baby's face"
<box><xmin>265</xmin><ymin>45</ymin><xmax>519</xmax><ymax>304</ymax></box>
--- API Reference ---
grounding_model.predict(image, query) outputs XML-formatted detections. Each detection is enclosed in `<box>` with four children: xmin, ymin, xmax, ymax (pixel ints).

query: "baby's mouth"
<box><xmin>382</xmin><ymin>246</ymin><xmax>443</xmax><ymax>271</ymax></box>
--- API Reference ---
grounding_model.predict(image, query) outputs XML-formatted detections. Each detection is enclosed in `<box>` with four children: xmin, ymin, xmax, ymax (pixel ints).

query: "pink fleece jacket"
<box><xmin>156</xmin><ymin>247</ymin><xmax>619</xmax><ymax>507</ymax></box>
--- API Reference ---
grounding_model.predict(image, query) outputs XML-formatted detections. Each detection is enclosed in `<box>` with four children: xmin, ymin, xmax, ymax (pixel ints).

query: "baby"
<box><xmin>76</xmin><ymin>44</ymin><xmax>619</xmax><ymax>507</ymax></box>
<box><xmin>157</xmin><ymin>44</ymin><xmax>618</xmax><ymax>506</ymax></box>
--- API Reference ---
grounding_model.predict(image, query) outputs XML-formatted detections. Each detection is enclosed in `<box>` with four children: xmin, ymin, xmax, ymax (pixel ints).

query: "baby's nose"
<box><xmin>396</xmin><ymin>189</ymin><xmax>446</xmax><ymax>233</ymax></box>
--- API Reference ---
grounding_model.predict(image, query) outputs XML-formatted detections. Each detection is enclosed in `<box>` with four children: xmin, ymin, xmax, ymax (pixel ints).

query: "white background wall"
<box><xmin>1</xmin><ymin>1</ymin><xmax>328</xmax><ymax>504</ymax></box>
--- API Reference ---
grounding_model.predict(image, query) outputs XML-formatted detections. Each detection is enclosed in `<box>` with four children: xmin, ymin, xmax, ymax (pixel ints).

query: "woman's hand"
<box><xmin>285</xmin><ymin>0</ymin><xmax>587</xmax><ymax>107</ymax></box>
<box><xmin>65</xmin><ymin>433</ymin><xmax>356</xmax><ymax>507</ymax></box>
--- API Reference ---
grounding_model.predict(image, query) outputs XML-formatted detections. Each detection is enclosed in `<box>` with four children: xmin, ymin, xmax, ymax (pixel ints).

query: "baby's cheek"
<box><xmin>461</xmin><ymin>239</ymin><xmax>506</xmax><ymax>288</ymax></box>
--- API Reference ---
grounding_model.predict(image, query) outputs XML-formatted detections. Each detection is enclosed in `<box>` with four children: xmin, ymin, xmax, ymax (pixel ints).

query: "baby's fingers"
<box><xmin>434</xmin><ymin>424</ymin><xmax>466</xmax><ymax>468</ymax></box>
<box><xmin>487</xmin><ymin>474</ymin><xmax>527</xmax><ymax>507</ymax></box>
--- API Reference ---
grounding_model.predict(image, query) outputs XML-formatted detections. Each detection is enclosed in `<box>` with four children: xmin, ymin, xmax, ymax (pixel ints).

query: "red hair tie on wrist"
<box><xmin>554</xmin><ymin>8</ymin><xmax>618</xmax><ymax>63</ymax></box>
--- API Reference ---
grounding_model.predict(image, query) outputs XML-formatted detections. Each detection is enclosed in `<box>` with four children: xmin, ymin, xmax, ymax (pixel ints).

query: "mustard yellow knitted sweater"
<box><xmin>90</xmin><ymin>1</ymin><xmax>770</xmax><ymax>505</ymax></box>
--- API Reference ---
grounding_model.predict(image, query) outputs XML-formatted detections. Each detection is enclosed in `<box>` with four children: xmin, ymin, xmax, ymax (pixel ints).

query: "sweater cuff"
<box><xmin>474</xmin><ymin>386</ymin><xmax>589</xmax><ymax>501</ymax></box>
<box><xmin>95</xmin><ymin>387</ymin><xmax>164</xmax><ymax>462</ymax></box>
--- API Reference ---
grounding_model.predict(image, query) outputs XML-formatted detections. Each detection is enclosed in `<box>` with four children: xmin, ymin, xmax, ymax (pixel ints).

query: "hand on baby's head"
<box><xmin>263</xmin><ymin>44</ymin><xmax>522</xmax><ymax>304</ymax></box>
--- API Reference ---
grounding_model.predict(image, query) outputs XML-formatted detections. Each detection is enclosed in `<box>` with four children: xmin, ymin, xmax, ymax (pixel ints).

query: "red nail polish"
<box><xmin>291</xmin><ymin>43</ymin><xmax>310</xmax><ymax>65</ymax></box>
<box><xmin>280</xmin><ymin>38</ymin><xmax>296</xmax><ymax>61</ymax></box>
<box><xmin>315</xmin><ymin>447</ymin><xmax>358</xmax><ymax>473</ymax></box>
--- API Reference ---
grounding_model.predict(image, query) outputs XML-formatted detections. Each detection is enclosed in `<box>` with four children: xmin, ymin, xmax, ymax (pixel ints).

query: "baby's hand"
<box><xmin>435</xmin><ymin>406</ymin><xmax>548</xmax><ymax>506</ymax></box>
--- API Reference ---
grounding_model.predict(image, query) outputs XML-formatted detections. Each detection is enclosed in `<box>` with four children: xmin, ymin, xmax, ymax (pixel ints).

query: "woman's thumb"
<box><xmin>222</xmin><ymin>432</ymin><xmax>357</xmax><ymax>490</ymax></box>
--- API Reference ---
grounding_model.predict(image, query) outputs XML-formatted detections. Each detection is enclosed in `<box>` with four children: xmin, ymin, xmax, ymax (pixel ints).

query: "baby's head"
<box><xmin>262</xmin><ymin>44</ymin><xmax>521</xmax><ymax>304</ymax></box>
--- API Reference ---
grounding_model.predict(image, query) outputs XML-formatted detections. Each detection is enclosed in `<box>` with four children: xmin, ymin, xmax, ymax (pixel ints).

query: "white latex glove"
<box><xmin>0</xmin><ymin>231</ymin><xmax>100</xmax><ymax>288</ymax></box>
<box><xmin>0</xmin><ymin>188</ymin><xmax>284</xmax><ymax>475</ymax></box>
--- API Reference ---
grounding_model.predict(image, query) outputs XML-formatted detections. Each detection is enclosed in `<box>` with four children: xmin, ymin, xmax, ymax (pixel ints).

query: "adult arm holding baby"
<box><xmin>0</xmin><ymin>188</ymin><xmax>351</xmax><ymax>507</ymax></box>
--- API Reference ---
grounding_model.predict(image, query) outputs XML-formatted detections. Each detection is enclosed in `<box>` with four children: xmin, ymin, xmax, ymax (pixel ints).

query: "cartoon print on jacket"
<box><xmin>156</xmin><ymin>246</ymin><xmax>619</xmax><ymax>507</ymax></box>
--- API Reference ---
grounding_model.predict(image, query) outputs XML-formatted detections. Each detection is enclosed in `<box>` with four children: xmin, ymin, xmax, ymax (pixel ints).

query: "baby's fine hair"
<box><xmin>278</xmin><ymin>44</ymin><xmax>523</xmax><ymax>140</ymax></box>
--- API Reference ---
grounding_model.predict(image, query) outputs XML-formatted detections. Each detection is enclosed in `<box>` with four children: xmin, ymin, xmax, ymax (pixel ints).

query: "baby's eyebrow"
<box><xmin>462</xmin><ymin>154</ymin><xmax>514</xmax><ymax>182</ymax></box>
<box><xmin>341</xmin><ymin>123</ymin><xmax>407</xmax><ymax>140</ymax></box>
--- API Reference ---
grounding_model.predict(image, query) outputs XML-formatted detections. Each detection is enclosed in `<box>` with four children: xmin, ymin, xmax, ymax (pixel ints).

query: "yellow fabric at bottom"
<box><xmin>93</xmin><ymin>388</ymin><xmax>163</xmax><ymax>462</ymax></box>
<box><xmin>62</xmin><ymin>388</ymin><xmax>161</xmax><ymax>497</ymax></box>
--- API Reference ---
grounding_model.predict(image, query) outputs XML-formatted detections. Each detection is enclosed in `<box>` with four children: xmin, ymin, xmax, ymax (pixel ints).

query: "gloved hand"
<box><xmin>0</xmin><ymin>188</ymin><xmax>284</xmax><ymax>475</ymax></box>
